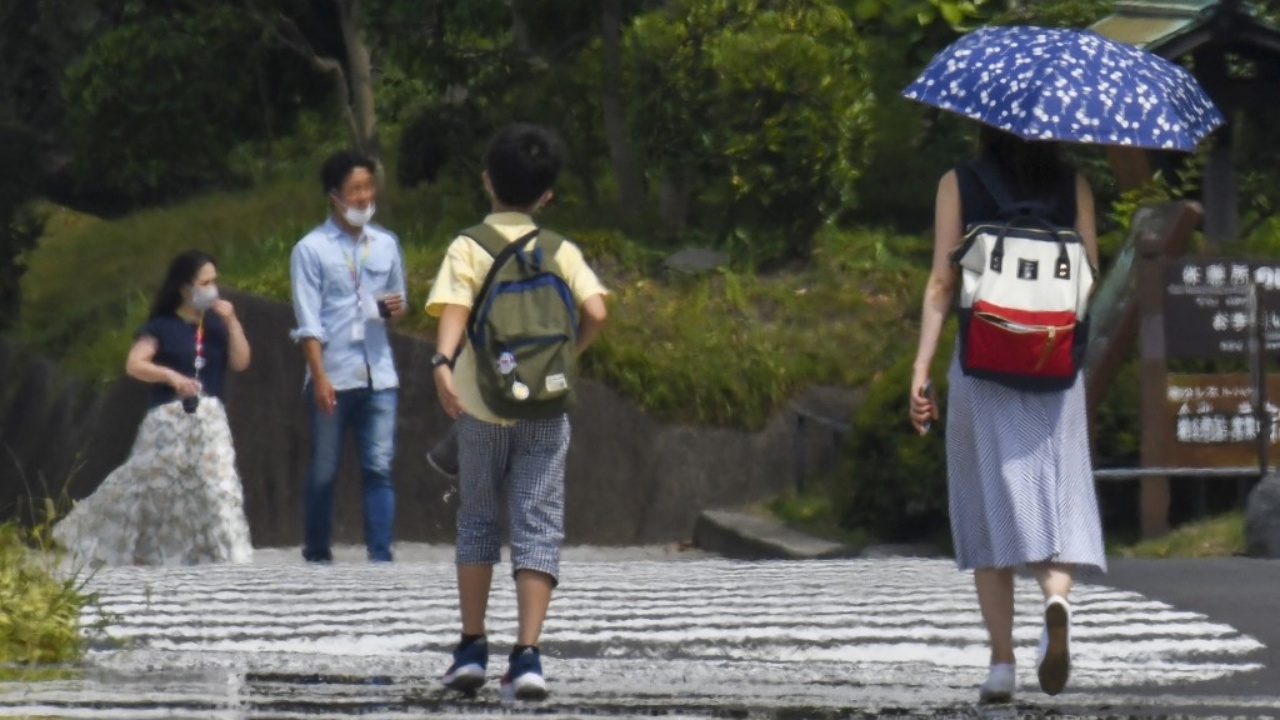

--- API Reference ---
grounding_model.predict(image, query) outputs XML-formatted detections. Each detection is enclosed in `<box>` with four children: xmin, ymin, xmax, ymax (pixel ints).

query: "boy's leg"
<box><xmin>454</xmin><ymin>414</ymin><xmax>511</xmax><ymax>633</ymax></box>
<box><xmin>352</xmin><ymin>388</ymin><xmax>397</xmax><ymax>562</ymax></box>
<box><xmin>442</xmin><ymin>414</ymin><xmax>510</xmax><ymax>691</ymax></box>
<box><xmin>498</xmin><ymin>415</ymin><xmax>567</xmax><ymax>701</ymax></box>
<box><xmin>458</xmin><ymin>565</ymin><xmax>494</xmax><ymax>635</ymax></box>
<box><xmin>302</xmin><ymin>386</ymin><xmax>352</xmax><ymax>562</ymax></box>
<box><xmin>515</xmin><ymin>570</ymin><xmax>554</xmax><ymax>645</ymax></box>
<box><xmin>507</xmin><ymin>414</ymin><xmax>570</xmax><ymax>645</ymax></box>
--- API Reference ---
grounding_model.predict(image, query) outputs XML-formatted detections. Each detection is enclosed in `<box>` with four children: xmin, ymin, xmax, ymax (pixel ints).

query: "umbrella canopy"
<box><xmin>901</xmin><ymin>25</ymin><xmax>1225</xmax><ymax>151</ymax></box>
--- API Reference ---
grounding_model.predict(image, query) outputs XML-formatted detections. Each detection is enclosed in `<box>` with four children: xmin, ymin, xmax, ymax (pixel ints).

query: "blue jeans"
<box><xmin>303</xmin><ymin>386</ymin><xmax>397</xmax><ymax>562</ymax></box>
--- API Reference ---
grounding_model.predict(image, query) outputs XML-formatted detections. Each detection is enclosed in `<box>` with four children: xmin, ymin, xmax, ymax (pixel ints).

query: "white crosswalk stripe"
<box><xmin>0</xmin><ymin>553</ymin><xmax>1268</xmax><ymax>718</ymax></box>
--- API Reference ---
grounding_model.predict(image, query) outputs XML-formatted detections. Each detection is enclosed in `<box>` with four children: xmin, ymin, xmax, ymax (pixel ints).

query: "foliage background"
<box><xmin>6</xmin><ymin>0</ymin><xmax>1279</xmax><ymax>555</ymax></box>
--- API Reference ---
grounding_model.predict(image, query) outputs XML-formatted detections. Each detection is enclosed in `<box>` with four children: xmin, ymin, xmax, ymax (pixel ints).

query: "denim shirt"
<box><xmin>290</xmin><ymin>217</ymin><xmax>407</xmax><ymax>392</ymax></box>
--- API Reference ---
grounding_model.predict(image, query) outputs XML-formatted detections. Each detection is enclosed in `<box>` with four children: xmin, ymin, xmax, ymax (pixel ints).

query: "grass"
<box><xmin>0</xmin><ymin>521</ymin><xmax>99</xmax><ymax>665</ymax></box>
<box><xmin>1110</xmin><ymin>511</ymin><xmax>1245</xmax><ymax>559</ymax></box>
<box><xmin>19</xmin><ymin>164</ymin><xmax>929</xmax><ymax>429</ymax></box>
<box><xmin>754</xmin><ymin>489</ymin><xmax>868</xmax><ymax>549</ymax></box>
<box><xmin>761</xmin><ymin>491</ymin><xmax>1246</xmax><ymax>559</ymax></box>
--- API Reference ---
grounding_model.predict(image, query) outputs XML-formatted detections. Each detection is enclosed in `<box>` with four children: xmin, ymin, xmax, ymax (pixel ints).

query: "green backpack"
<box><xmin>463</xmin><ymin>224</ymin><xmax>579</xmax><ymax>420</ymax></box>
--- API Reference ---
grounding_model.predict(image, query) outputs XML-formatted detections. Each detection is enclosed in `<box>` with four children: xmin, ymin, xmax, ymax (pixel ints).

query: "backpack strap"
<box><xmin>460</xmin><ymin>223</ymin><xmax>514</xmax><ymax>259</ymax></box>
<box><xmin>462</xmin><ymin>224</ymin><xmax>568</xmax><ymax>275</ymax></box>
<box><xmin>965</xmin><ymin>158</ymin><xmax>1049</xmax><ymax>218</ymax></box>
<box><xmin>461</xmin><ymin>225</ymin><xmax>540</xmax><ymax>344</ymax></box>
<box><xmin>530</xmin><ymin>229</ymin><xmax>566</xmax><ymax>271</ymax></box>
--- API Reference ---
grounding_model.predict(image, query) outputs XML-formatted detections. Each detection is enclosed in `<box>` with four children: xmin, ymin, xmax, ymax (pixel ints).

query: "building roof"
<box><xmin>1090</xmin><ymin>0</ymin><xmax>1280</xmax><ymax>59</ymax></box>
<box><xmin>1090</xmin><ymin>1</ymin><xmax>1219</xmax><ymax>50</ymax></box>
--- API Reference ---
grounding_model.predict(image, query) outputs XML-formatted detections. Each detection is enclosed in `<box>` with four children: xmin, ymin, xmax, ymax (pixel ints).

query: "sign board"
<box><xmin>1164</xmin><ymin>373</ymin><xmax>1279</xmax><ymax>468</ymax></box>
<box><xmin>1163</xmin><ymin>259</ymin><xmax>1280</xmax><ymax>358</ymax></box>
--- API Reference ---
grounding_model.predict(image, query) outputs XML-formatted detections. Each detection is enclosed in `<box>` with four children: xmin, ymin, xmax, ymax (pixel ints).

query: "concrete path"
<box><xmin>0</xmin><ymin>545</ymin><xmax>1276</xmax><ymax>719</ymax></box>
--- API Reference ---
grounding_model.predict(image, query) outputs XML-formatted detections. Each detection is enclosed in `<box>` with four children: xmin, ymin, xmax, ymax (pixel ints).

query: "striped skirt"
<box><xmin>945</xmin><ymin>353</ymin><xmax>1106</xmax><ymax>574</ymax></box>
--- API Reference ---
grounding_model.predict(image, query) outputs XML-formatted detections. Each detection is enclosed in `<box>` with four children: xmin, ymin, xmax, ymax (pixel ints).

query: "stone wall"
<box><xmin>1</xmin><ymin>290</ymin><xmax>841</xmax><ymax>548</ymax></box>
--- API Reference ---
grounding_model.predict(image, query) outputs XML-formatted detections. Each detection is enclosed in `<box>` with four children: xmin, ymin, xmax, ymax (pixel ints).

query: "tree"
<box><xmin>61</xmin><ymin>6</ymin><xmax>269</xmax><ymax>204</ymax></box>
<box><xmin>626</xmin><ymin>0</ymin><xmax>874</xmax><ymax>259</ymax></box>
<box><xmin>247</xmin><ymin>0</ymin><xmax>381</xmax><ymax>160</ymax></box>
<box><xmin>388</xmin><ymin>0</ymin><xmax>640</xmax><ymax>209</ymax></box>
<box><xmin>601</xmin><ymin>0</ymin><xmax>645</xmax><ymax>228</ymax></box>
<box><xmin>0</xmin><ymin>119</ymin><xmax>44</xmax><ymax>330</ymax></box>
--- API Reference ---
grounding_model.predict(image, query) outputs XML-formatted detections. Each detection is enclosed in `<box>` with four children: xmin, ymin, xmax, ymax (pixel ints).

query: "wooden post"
<box><xmin>1251</xmin><ymin>284</ymin><xmax>1271</xmax><ymax>475</ymax></box>
<box><xmin>1106</xmin><ymin>146</ymin><xmax>1153</xmax><ymax>193</ymax></box>
<box><xmin>1085</xmin><ymin>201</ymin><xmax>1202</xmax><ymax>415</ymax></box>
<box><xmin>1137</xmin><ymin>231</ymin><xmax>1171</xmax><ymax>538</ymax></box>
<box><xmin>1193</xmin><ymin>45</ymin><xmax>1237</xmax><ymax>250</ymax></box>
<box><xmin>1204</xmin><ymin>133</ymin><xmax>1240</xmax><ymax>247</ymax></box>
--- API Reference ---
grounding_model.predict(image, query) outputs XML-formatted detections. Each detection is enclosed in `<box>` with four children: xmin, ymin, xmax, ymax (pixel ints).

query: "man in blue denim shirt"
<box><xmin>290</xmin><ymin>150</ymin><xmax>407</xmax><ymax>563</ymax></box>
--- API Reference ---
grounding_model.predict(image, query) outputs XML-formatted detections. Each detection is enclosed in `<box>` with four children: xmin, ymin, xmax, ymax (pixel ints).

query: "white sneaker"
<box><xmin>1037</xmin><ymin>595</ymin><xmax>1071</xmax><ymax>696</ymax></box>
<box><xmin>978</xmin><ymin>662</ymin><xmax>1016</xmax><ymax>704</ymax></box>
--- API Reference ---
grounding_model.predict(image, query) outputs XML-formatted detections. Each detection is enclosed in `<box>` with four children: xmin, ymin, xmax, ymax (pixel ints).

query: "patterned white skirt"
<box><xmin>53</xmin><ymin>397</ymin><xmax>253</xmax><ymax>567</ymax></box>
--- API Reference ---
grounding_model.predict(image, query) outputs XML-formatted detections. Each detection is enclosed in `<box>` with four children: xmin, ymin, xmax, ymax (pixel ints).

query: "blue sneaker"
<box><xmin>500</xmin><ymin>647</ymin><xmax>547</xmax><ymax>701</ymax></box>
<box><xmin>441</xmin><ymin>637</ymin><xmax>487</xmax><ymax>693</ymax></box>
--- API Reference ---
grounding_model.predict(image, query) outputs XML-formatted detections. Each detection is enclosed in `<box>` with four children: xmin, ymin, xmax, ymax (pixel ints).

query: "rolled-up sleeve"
<box><xmin>290</xmin><ymin>242</ymin><xmax>327</xmax><ymax>343</ymax></box>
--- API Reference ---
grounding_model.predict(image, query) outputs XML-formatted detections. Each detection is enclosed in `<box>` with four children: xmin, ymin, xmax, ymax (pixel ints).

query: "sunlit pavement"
<box><xmin>2</xmin><ymin>545</ymin><xmax>1277</xmax><ymax>719</ymax></box>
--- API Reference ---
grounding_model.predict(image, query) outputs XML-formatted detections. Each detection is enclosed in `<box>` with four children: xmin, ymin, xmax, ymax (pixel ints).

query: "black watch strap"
<box><xmin>431</xmin><ymin>351</ymin><xmax>453</xmax><ymax>369</ymax></box>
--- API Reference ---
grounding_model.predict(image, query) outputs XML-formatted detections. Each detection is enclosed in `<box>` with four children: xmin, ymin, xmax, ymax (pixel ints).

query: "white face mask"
<box><xmin>191</xmin><ymin>285</ymin><xmax>218</xmax><ymax>311</ymax></box>
<box><xmin>337</xmin><ymin>199</ymin><xmax>375</xmax><ymax>227</ymax></box>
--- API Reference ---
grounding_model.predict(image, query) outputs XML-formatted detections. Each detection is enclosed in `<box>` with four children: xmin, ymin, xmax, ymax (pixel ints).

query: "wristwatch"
<box><xmin>430</xmin><ymin>352</ymin><xmax>453</xmax><ymax>370</ymax></box>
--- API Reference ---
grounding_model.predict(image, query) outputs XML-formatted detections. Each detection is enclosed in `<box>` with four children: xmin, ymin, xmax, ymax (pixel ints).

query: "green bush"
<box><xmin>0</xmin><ymin>523</ymin><xmax>94</xmax><ymax>664</ymax></box>
<box><xmin>1091</xmin><ymin>347</ymin><xmax>1141</xmax><ymax>468</ymax></box>
<box><xmin>841</xmin><ymin>325</ymin><xmax>955</xmax><ymax>541</ymax></box>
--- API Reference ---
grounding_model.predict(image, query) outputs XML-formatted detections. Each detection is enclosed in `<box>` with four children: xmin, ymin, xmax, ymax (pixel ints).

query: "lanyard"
<box><xmin>193</xmin><ymin>315</ymin><xmax>206</xmax><ymax>376</ymax></box>
<box><xmin>343</xmin><ymin>236</ymin><xmax>371</xmax><ymax>295</ymax></box>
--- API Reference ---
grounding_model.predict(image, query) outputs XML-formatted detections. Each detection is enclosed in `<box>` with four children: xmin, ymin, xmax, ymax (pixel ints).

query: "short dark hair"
<box><xmin>152</xmin><ymin>250</ymin><xmax>216</xmax><ymax>318</ymax></box>
<box><xmin>484</xmin><ymin>124</ymin><xmax>561</xmax><ymax>207</ymax></box>
<box><xmin>320</xmin><ymin>150</ymin><xmax>377</xmax><ymax>195</ymax></box>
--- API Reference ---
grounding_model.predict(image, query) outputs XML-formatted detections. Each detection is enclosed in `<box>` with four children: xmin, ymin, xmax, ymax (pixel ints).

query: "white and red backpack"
<box><xmin>952</xmin><ymin>161</ymin><xmax>1094</xmax><ymax>392</ymax></box>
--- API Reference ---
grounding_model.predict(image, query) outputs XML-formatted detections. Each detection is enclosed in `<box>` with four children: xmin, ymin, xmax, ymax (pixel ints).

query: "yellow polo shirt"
<box><xmin>425</xmin><ymin>212</ymin><xmax>608</xmax><ymax>425</ymax></box>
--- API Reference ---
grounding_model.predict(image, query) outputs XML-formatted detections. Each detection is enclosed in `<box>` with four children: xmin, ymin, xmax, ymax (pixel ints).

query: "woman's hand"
<box><xmin>909</xmin><ymin>373</ymin><xmax>939</xmax><ymax>436</ymax></box>
<box><xmin>210</xmin><ymin>299</ymin><xmax>236</xmax><ymax>320</ymax></box>
<box><xmin>169</xmin><ymin>371</ymin><xmax>201</xmax><ymax>398</ymax></box>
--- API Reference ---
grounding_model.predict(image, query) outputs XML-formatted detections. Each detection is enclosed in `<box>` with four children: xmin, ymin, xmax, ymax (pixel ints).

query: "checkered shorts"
<box><xmin>454</xmin><ymin>413</ymin><xmax>569</xmax><ymax>583</ymax></box>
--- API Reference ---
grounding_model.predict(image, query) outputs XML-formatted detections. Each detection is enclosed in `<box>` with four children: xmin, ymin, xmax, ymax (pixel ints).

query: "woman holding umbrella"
<box><xmin>910</xmin><ymin>124</ymin><xmax>1102</xmax><ymax>702</ymax></box>
<box><xmin>903</xmin><ymin>25</ymin><xmax>1224</xmax><ymax>703</ymax></box>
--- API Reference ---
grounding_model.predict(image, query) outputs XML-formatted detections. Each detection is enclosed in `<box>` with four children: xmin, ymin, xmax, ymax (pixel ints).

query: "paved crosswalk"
<box><xmin>0</xmin><ymin>551</ymin><xmax>1269</xmax><ymax>718</ymax></box>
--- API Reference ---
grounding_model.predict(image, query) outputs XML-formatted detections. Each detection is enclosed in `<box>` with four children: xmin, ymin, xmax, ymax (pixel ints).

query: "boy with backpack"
<box><xmin>425</xmin><ymin>124</ymin><xmax>608</xmax><ymax>701</ymax></box>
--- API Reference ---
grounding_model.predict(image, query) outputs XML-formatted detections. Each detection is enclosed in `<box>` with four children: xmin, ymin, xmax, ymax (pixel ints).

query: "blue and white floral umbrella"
<box><xmin>901</xmin><ymin>25</ymin><xmax>1225</xmax><ymax>151</ymax></box>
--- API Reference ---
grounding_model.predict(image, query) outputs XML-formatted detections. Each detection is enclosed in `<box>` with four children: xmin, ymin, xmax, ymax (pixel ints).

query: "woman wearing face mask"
<box><xmin>53</xmin><ymin>250</ymin><xmax>253</xmax><ymax>566</ymax></box>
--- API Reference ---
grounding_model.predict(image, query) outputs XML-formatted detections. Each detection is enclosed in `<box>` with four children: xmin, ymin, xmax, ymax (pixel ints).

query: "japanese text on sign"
<box><xmin>1164</xmin><ymin>259</ymin><xmax>1280</xmax><ymax>359</ymax></box>
<box><xmin>1164</xmin><ymin>374</ymin><xmax>1280</xmax><ymax>468</ymax></box>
